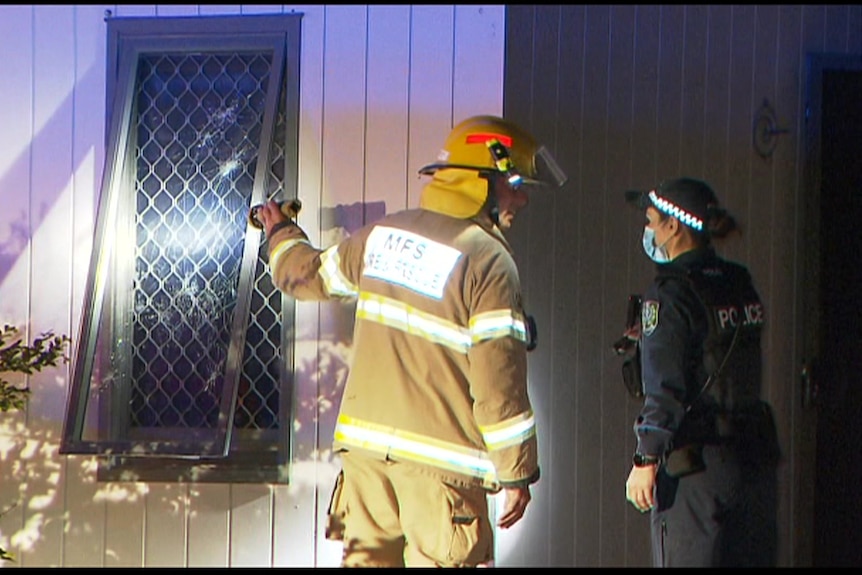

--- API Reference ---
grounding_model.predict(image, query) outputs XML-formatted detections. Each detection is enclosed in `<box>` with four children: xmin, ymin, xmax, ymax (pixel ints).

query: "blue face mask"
<box><xmin>642</xmin><ymin>226</ymin><xmax>670</xmax><ymax>263</ymax></box>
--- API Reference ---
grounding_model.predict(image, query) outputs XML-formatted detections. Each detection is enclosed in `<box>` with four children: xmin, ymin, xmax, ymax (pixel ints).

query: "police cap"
<box><xmin>625</xmin><ymin>177</ymin><xmax>719</xmax><ymax>232</ymax></box>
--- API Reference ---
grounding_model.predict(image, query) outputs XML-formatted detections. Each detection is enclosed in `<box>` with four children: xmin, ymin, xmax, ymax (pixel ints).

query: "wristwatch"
<box><xmin>632</xmin><ymin>452</ymin><xmax>660</xmax><ymax>467</ymax></box>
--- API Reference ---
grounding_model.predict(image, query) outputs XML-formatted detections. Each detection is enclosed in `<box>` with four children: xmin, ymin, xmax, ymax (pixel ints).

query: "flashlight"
<box><xmin>248</xmin><ymin>198</ymin><xmax>302</xmax><ymax>230</ymax></box>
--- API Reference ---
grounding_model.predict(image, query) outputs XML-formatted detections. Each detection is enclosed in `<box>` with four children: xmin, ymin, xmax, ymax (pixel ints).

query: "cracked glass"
<box><xmin>61</xmin><ymin>14</ymin><xmax>301</xmax><ymax>483</ymax></box>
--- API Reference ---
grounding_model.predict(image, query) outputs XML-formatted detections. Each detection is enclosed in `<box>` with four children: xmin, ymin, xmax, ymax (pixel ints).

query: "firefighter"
<box><xmin>253</xmin><ymin>115</ymin><xmax>567</xmax><ymax>567</ymax></box>
<box><xmin>623</xmin><ymin>177</ymin><xmax>781</xmax><ymax>567</ymax></box>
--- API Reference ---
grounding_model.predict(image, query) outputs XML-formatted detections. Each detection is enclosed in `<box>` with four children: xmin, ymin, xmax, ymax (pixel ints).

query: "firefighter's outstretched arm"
<box><xmin>254</xmin><ymin>199</ymin><xmax>334</xmax><ymax>301</ymax></box>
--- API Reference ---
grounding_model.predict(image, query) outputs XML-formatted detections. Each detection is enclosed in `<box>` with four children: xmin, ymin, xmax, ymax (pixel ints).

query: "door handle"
<box><xmin>800</xmin><ymin>358</ymin><xmax>819</xmax><ymax>409</ymax></box>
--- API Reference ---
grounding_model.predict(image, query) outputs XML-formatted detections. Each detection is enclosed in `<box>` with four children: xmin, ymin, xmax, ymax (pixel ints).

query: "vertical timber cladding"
<box><xmin>502</xmin><ymin>3</ymin><xmax>862</xmax><ymax>570</ymax></box>
<box><xmin>502</xmin><ymin>4</ymin><xmax>632</xmax><ymax>568</ymax></box>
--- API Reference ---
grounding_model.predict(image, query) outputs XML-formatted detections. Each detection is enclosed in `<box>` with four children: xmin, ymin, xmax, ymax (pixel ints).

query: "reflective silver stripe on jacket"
<box><xmin>334</xmin><ymin>414</ymin><xmax>497</xmax><ymax>483</ymax></box>
<box><xmin>470</xmin><ymin>309</ymin><xmax>528</xmax><ymax>344</ymax></box>
<box><xmin>319</xmin><ymin>244</ymin><xmax>358</xmax><ymax>297</ymax></box>
<box><xmin>479</xmin><ymin>410</ymin><xmax>536</xmax><ymax>451</ymax></box>
<box><xmin>356</xmin><ymin>292</ymin><xmax>528</xmax><ymax>352</ymax></box>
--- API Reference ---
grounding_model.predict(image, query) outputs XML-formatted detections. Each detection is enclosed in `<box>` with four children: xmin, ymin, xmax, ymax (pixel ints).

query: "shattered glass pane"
<box><xmin>131</xmin><ymin>52</ymin><xmax>282</xmax><ymax>430</ymax></box>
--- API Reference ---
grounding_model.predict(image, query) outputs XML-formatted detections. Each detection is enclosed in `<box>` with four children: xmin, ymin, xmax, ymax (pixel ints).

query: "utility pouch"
<box><xmin>614</xmin><ymin>294</ymin><xmax>643</xmax><ymax>399</ymax></box>
<box><xmin>663</xmin><ymin>443</ymin><xmax>706</xmax><ymax>478</ymax></box>
<box><xmin>325</xmin><ymin>470</ymin><xmax>346</xmax><ymax>541</ymax></box>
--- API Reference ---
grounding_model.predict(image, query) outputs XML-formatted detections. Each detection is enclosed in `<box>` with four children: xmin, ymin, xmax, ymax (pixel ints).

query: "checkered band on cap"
<box><xmin>648</xmin><ymin>189</ymin><xmax>703</xmax><ymax>231</ymax></box>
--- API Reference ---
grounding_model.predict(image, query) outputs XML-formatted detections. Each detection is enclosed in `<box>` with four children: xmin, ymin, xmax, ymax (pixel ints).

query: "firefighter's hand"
<box><xmin>497</xmin><ymin>486</ymin><xmax>531</xmax><ymax>529</ymax></box>
<box><xmin>254</xmin><ymin>200</ymin><xmax>290</xmax><ymax>238</ymax></box>
<box><xmin>625</xmin><ymin>464</ymin><xmax>657</xmax><ymax>513</ymax></box>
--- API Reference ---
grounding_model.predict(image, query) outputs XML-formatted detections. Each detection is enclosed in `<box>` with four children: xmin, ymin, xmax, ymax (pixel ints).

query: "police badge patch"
<box><xmin>642</xmin><ymin>300</ymin><xmax>660</xmax><ymax>336</ymax></box>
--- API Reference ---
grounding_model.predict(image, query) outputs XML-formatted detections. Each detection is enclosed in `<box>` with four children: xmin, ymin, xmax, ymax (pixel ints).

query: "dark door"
<box><xmin>804</xmin><ymin>55</ymin><xmax>862</xmax><ymax>567</ymax></box>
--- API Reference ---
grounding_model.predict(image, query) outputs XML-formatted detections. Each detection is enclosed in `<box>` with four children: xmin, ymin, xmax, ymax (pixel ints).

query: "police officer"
<box><xmin>623</xmin><ymin>177</ymin><xmax>780</xmax><ymax>567</ymax></box>
<box><xmin>254</xmin><ymin>116</ymin><xmax>566</xmax><ymax>567</ymax></box>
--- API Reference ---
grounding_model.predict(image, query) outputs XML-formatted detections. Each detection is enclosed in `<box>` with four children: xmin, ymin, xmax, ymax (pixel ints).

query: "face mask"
<box><xmin>642</xmin><ymin>226</ymin><xmax>670</xmax><ymax>263</ymax></box>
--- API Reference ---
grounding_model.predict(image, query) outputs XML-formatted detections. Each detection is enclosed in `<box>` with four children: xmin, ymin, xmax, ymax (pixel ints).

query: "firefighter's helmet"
<box><xmin>419</xmin><ymin>115</ymin><xmax>566</xmax><ymax>218</ymax></box>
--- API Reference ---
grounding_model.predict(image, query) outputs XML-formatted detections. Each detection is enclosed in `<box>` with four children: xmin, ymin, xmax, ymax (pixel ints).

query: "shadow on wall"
<box><xmin>0</xmin><ymin>62</ymin><xmax>103</xmax><ymax>288</ymax></box>
<box><xmin>0</xmin><ymin>199</ymin><xmax>392</xmax><ymax>565</ymax></box>
<box><xmin>322</xmin><ymin>201</ymin><xmax>387</xmax><ymax>236</ymax></box>
<box><xmin>0</xmin><ymin>416</ymin><xmax>119</xmax><ymax>563</ymax></box>
<box><xmin>0</xmin><ymin>326</ymin><xmax>354</xmax><ymax>565</ymax></box>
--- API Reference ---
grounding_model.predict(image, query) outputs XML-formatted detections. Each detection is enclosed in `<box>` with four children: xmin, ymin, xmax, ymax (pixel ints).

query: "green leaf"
<box><xmin>0</xmin><ymin>324</ymin><xmax>70</xmax><ymax>413</ymax></box>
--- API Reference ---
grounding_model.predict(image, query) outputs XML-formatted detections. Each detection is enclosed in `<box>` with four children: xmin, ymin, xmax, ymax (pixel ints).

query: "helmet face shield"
<box><xmin>525</xmin><ymin>145</ymin><xmax>568</xmax><ymax>188</ymax></box>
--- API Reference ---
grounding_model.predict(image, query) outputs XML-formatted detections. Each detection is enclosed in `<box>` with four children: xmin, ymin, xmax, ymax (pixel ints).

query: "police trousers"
<box><xmin>651</xmin><ymin>443</ymin><xmax>778</xmax><ymax>567</ymax></box>
<box><xmin>330</xmin><ymin>450</ymin><xmax>494</xmax><ymax>567</ymax></box>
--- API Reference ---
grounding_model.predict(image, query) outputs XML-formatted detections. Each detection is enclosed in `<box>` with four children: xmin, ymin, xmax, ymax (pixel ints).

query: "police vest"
<box><xmin>657</xmin><ymin>260</ymin><xmax>765</xmax><ymax>413</ymax></box>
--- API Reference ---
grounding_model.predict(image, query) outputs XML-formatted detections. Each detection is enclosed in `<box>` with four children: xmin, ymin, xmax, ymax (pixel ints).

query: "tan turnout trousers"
<box><xmin>330</xmin><ymin>451</ymin><xmax>494</xmax><ymax>567</ymax></box>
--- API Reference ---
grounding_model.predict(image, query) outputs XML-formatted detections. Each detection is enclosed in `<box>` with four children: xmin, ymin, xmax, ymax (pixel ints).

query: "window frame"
<box><xmin>60</xmin><ymin>13</ymin><xmax>302</xmax><ymax>484</ymax></box>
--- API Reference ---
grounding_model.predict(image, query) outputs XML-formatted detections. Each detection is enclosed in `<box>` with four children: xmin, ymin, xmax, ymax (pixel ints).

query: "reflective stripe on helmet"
<box><xmin>465</xmin><ymin>132</ymin><xmax>513</xmax><ymax>147</ymax></box>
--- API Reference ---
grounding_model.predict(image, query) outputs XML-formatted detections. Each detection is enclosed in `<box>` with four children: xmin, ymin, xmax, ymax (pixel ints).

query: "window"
<box><xmin>60</xmin><ymin>13</ymin><xmax>302</xmax><ymax>484</ymax></box>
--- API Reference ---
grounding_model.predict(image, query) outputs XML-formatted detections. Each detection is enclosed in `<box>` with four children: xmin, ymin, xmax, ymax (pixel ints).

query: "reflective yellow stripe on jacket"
<box><xmin>335</xmin><ymin>414</ymin><xmax>497</xmax><ymax>482</ymax></box>
<box><xmin>335</xmin><ymin>412</ymin><xmax>536</xmax><ymax>483</ymax></box>
<box><xmin>479</xmin><ymin>410</ymin><xmax>537</xmax><ymax>451</ymax></box>
<box><xmin>356</xmin><ymin>292</ymin><xmax>471</xmax><ymax>352</ymax></box>
<box><xmin>269</xmin><ymin>240</ymin><xmax>359</xmax><ymax>297</ymax></box>
<box><xmin>470</xmin><ymin>309</ymin><xmax>529</xmax><ymax>344</ymax></box>
<box><xmin>268</xmin><ymin>238</ymin><xmax>311</xmax><ymax>274</ymax></box>
<box><xmin>355</xmin><ymin>292</ymin><xmax>528</xmax><ymax>353</ymax></box>
<box><xmin>320</xmin><ymin>244</ymin><xmax>358</xmax><ymax>297</ymax></box>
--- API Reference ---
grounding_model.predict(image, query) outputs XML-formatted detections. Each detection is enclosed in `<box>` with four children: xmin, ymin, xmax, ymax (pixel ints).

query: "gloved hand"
<box><xmin>248</xmin><ymin>198</ymin><xmax>302</xmax><ymax>232</ymax></box>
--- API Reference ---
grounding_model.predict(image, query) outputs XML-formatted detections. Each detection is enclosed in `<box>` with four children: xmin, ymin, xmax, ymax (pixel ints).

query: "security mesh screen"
<box><xmin>131</xmin><ymin>52</ymin><xmax>282</xmax><ymax>430</ymax></box>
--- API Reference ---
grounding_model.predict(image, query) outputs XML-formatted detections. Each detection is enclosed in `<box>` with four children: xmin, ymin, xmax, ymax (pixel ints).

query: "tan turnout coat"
<box><xmin>266</xmin><ymin>205</ymin><xmax>540</xmax><ymax>491</ymax></box>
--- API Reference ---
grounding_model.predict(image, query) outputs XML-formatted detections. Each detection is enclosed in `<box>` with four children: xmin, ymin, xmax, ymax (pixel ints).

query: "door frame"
<box><xmin>796</xmin><ymin>51</ymin><xmax>862</xmax><ymax>566</ymax></box>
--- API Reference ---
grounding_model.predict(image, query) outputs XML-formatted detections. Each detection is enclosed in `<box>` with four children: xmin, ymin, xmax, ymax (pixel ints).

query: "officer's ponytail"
<box><xmin>706</xmin><ymin>206</ymin><xmax>740</xmax><ymax>241</ymax></box>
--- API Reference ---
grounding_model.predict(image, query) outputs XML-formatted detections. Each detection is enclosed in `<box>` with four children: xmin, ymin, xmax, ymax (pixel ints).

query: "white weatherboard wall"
<box><xmin>0</xmin><ymin>4</ymin><xmax>504</xmax><ymax>567</ymax></box>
